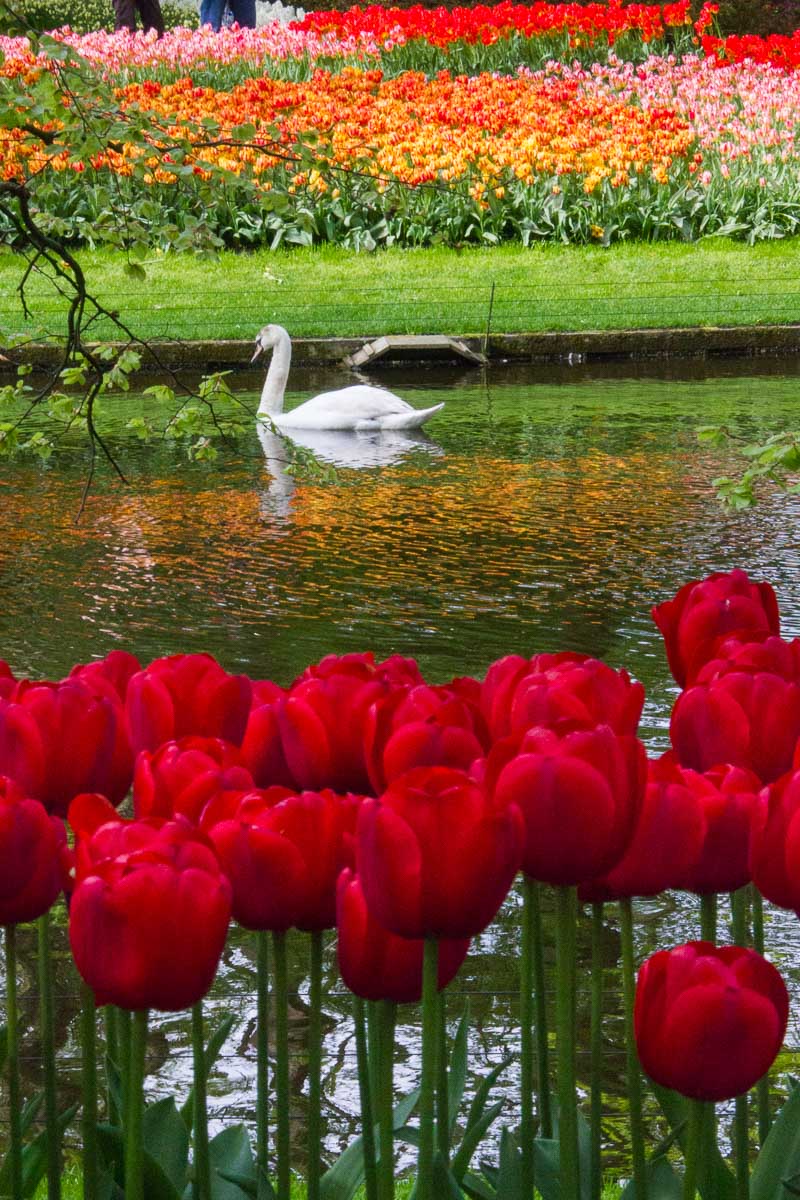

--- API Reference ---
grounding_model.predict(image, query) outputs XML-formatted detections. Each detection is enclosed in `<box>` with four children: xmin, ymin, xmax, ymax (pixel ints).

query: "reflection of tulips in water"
<box><xmin>3</xmin><ymin>569</ymin><xmax>800</xmax><ymax>1200</ymax></box>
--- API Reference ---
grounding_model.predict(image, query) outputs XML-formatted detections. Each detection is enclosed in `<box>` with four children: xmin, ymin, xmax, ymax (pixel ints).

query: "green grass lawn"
<box><xmin>4</xmin><ymin>239</ymin><xmax>800</xmax><ymax>344</ymax></box>
<box><xmin>35</xmin><ymin>1166</ymin><xmax>625</xmax><ymax>1198</ymax></box>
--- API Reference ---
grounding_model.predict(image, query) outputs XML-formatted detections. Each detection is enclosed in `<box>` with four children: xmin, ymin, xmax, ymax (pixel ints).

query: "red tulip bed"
<box><xmin>2</xmin><ymin>567</ymin><xmax>800</xmax><ymax>1200</ymax></box>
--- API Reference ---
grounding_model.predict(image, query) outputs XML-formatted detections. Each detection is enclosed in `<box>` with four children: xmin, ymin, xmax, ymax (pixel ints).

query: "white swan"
<box><xmin>252</xmin><ymin>324</ymin><xmax>445</xmax><ymax>431</ymax></box>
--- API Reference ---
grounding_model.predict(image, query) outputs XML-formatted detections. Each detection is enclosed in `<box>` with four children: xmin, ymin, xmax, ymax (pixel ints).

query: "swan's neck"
<box><xmin>257</xmin><ymin>330</ymin><xmax>292</xmax><ymax>416</ymax></box>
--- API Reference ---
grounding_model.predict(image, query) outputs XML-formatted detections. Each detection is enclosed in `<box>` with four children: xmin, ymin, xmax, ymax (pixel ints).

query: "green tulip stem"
<box><xmin>192</xmin><ymin>1002</ymin><xmax>211</xmax><ymax>1200</ymax></box>
<box><xmin>700</xmin><ymin>894</ymin><xmax>717</xmax><ymax>944</ymax></box>
<box><xmin>367</xmin><ymin>1000</ymin><xmax>379</xmax><ymax>1102</ymax></box>
<box><xmin>730</xmin><ymin>887</ymin><xmax>750</xmax><ymax>947</ymax></box>
<box><xmin>683</xmin><ymin>1099</ymin><xmax>706</xmax><ymax>1200</ymax></box>
<box><xmin>530</xmin><ymin>879</ymin><xmax>552</xmax><ymax>1140</ymax></box>
<box><xmin>520</xmin><ymin>877</ymin><xmax>535</xmax><ymax>1198</ymax></box>
<box><xmin>37</xmin><ymin>912</ymin><xmax>60</xmax><ymax>1200</ymax></box>
<box><xmin>273</xmin><ymin>931</ymin><xmax>291</xmax><ymax>1200</ymax></box>
<box><xmin>308</xmin><ymin>931</ymin><xmax>323</xmax><ymax>1200</ymax></box>
<box><xmin>80</xmin><ymin>980</ymin><xmax>98</xmax><ymax>1200</ymax></box>
<box><xmin>118</xmin><ymin>1008</ymin><xmax>132</xmax><ymax>1126</ymax></box>
<box><xmin>730</xmin><ymin>889</ymin><xmax>750</xmax><ymax>1199</ymax></box>
<box><xmin>619</xmin><ymin>898</ymin><xmax>647</xmax><ymax>1200</ymax></box>
<box><xmin>104</xmin><ymin>1007</ymin><xmax>120</xmax><ymax>1127</ymax></box>
<box><xmin>377</xmin><ymin>999</ymin><xmax>397</xmax><ymax>1200</ymax></box>
<box><xmin>5</xmin><ymin>925</ymin><xmax>22</xmax><ymax>1200</ymax></box>
<box><xmin>124</xmin><ymin>1009</ymin><xmax>148</xmax><ymax>1200</ymax></box>
<box><xmin>589</xmin><ymin>902</ymin><xmax>604</xmax><ymax>1200</ymax></box>
<box><xmin>417</xmin><ymin>938</ymin><xmax>439</xmax><ymax>1200</ymax></box>
<box><xmin>555</xmin><ymin>886</ymin><xmax>580</xmax><ymax>1200</ymax></box>
<box><xmin>256</xmin><ymin>930</ymin><xmax>270</xmax><ymax>1174</ymax></box>
<box><xmin>354</xmin><ymin>997</ymin><xmax>378</xmax><ymax>1200</ymax></box>
<box><xmin>751</xmin><ymin>887</ymin><xmax>771</xmax><ymax>1145</ymax></box>
<box><xmin>436</xmin><ymin>987</ymin><xmax>449</xmax><ymax>1164</ymax></box>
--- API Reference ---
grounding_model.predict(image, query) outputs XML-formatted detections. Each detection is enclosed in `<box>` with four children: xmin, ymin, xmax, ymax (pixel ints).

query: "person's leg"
<box><xmin>136</xmin><ymin>0</ymin><xmax>165</xmax><ymax>34</ymax></box>
<box><xmin>229</xmin><ymin>0</ymin><xmax>256</xmax><ymax>27</ymax></box>
<box><xmin>111</xmin><ymin>0</ymin><xmax>138</xmax><ymax>31</ymax></box>
<box><xmin>199</xmin><ymin>0</ymin><xmax>226</xmax><ymax>27</ymax></box>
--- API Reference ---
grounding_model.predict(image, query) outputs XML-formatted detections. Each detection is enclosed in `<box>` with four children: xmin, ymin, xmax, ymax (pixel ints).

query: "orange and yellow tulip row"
<box><xmin>1</xmin><ymin>67</ymin><xmax>693</xmax><ymax>194</ymax></box>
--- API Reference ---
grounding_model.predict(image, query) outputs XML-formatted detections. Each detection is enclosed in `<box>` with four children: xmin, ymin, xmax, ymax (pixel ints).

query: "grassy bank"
<box><xmin>4</xmin><ymin>240</ymin><xmax>800</xmax><ymax>344</ymax></box>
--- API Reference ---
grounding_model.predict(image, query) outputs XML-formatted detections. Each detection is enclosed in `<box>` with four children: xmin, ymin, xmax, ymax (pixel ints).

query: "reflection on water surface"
<box><xmin>2</xmin><ymin>358</ymin><xmax>800</xmax><ymax>1168</ymax></box>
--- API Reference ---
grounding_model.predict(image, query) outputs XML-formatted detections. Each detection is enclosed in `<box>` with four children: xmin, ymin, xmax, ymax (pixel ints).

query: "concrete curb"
<box><xmin>7</xmin><ymin>324</ymin><xmax>800</xmax><ymax>372</ymax></box>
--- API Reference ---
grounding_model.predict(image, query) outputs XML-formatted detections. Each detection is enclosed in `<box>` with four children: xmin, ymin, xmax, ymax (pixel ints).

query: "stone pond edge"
<box><xmin>7</xmin><ymin>325</ymin><xmax>800</xmax><ymax>373</ymax></box>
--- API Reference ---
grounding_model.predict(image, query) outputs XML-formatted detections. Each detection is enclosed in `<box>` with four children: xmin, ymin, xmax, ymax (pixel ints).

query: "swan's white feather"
<box><xmin>255</xmin><ymin>325</ymin><xmax>445</xmax><ymax>431</ymax></box>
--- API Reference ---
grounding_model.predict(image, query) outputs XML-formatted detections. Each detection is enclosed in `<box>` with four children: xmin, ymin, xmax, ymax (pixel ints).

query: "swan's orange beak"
<box><xmin>250</xmin><ymin>344</ymin><xmax>264</xmax><ymax>363</ymax></box>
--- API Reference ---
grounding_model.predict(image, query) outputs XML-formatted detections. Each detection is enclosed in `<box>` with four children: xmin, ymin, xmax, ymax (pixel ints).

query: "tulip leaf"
<box><xmin>433</xmin><ymin>1151</ymin><xmax>469</xmax><ymax>1198</ymax></box>
<box><xmin>209</xmin><ymin>1125</ymin><xmax>257</xmax><ymax>1199</ymax></box>
<box><xmin>448</xmin><ymin>1005</ymin><xmax>470</xmax><ymax>1134</ymax></box>
<box><xmin>496</xmin><ymin>1128</ymin><xmax>524</xmax><ymax>1200</ymax></box>
<box><xmin>0</xmin><ymin>1103</ymin><xmax>78</xmax><ymax>1200</ymax></box>
<box><xmin>531</xmin><ymin>1110</ymin><xmax>593</xmax><ymax>1200</ymax></box>
<box><xmin>451</xmin><ymin>1101</ymin><xmax>504</xmax><ymax>1182</ymax></box>
<box><xmin>180</xmin><ymin>1014</ymin><xmax>236</xmax><ymax>1133</ymax></box>
<box><xmin>215</xmin><ymin>1166</ymin><xmax>276</xmax><ymax>1200</ymax></box>
<box><xmin>96</xmin><ymin>1123</ymin><xmax>183</xmax><ymax>1200</ymax></box>
<box><xmin>750</xmin><ymin>1081</ymin><xmax>800</xmax><ymax>1200</ymax></box>
<box><xmin>619</xmin><ymin>1158</ymin><xmax>683</xmax><ymax>1199</ymax></box>
<box><xmin>321</xmin><ymin>1088</ymin><xmax>420</xmax><ymax>1200</ymax></box>
<box><xmin>19</xmin><ymin>1093</ymin><xmax>45</xmax><ymax>1137</ymax></box>
<box><xmin>461</xmin><ymin>1057</ymin><xmax>514</xmax><ymax>1145</ymax></box>
<box><xmin>142</xmin><ymin>1098</ymin><xmax>190</xmax><ymax>1196</ymax></box>
<box><xmin>651</xmin><ymin>1084</ymin><xmax>736</xmax><ymax>1200</ymax></box>
<box><xmin>460</xmin><ymin>1170</ymin><xmax>496</xmax><ymax>1200</ymax></box>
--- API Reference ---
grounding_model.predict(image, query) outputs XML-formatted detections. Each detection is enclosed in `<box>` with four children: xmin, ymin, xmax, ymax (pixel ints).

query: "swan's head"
<box><xmin>251</xmin><ymin>324</ymin><xmax>284</xmax><ymax>362</ymax></box>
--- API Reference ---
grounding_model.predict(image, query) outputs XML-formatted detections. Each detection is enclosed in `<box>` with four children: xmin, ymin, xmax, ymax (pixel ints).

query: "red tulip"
<box><xmin>357</xmin><ymin>766</ymin><xmax>523</xmax><ymax>939</ymax></box>
<box><xmin>634</xmin><ymin>941</ymin><xmax>788</xmax><ymax>1101</ymax></box>
<box><xmin>696</xmin><ymin>636</ymin><xmax>800</xmax><ymax>684</ymax></box>
<box><xmin>126</xmin><ymin>653</ymin><xmax>252</xmax><ymax>754</ymax></box>
<box><xmin>133</xmin><ymin>736</ymin><xmax>254</xmax><ymax>823</ymax></box>
<box><xmin>678</xmin><ymin>761</ymin><xmax>761</xmax><ymax>895</ymax></box>
<box><xmin>749</xmin><ymin>769</ymin><xmax>800</xmax><ymax>912</ymax></box>
<box><xmin>493</xmin><ymin>726</ymin><xmax>646</xmax><ymax>887</ymax></box>
<box><xmin>579</xmin><ymin>753</ymin><xmax>706</xmax><ymax>901</ymax></box>
<box><xmin>69</xmin><ymin>814</ymin><xmax>231</xmax><ymax>1011</ymax></box>
<box><xmin>69</xmin><ymin>650</ymin><xmax>142</xmax><ymax>703</ymax></box>
<box><xmin>0</xmin><ymin>777</ymin><xmax>67</xmax><ymax>925</ymax></box>
<box><xmin>652</xmin><ymin>569</ymin><xmax>780</xmax><ymax>687</ymax></box>
<box><xmin>670</xmin><ymin>668</ymin><xmax>800</xmax><ymax>783</ymax></box>
<box><xmin>240</xmin><ymin>680</ymin><xmax>295</xmax><ymax>788</ymax></box>
<box><xmin>481</xmin><ymin>652</ymin><xmax>644</xmax><ymax>740</ymax></box>
<box><xmin>0</xmin><ymin>661</ymin><xmax>16</xmax><ymax>701</ymax></box>
<box><xmin>336</xmin><ymin>869</ymin><xmax>470</xmax><ymax>1003</ymax></box>
<box><xmin>202</xmin><ymin>787</ymin><xmax>361</xmax><ymax>931</ymax></box>
<box><xmin>0</xmin><ymin>678</ymin><xmax>133</xmax><ymax>816</ymax></box>
<box><xmin>275</xmin><ymin>652</ymin><xmax>424</xmax><ymax>794</ymax></box>
<box><xmin>364</xmin><ymin>683</ymin><xmax>489</xmax><ymax>794</ymax></box>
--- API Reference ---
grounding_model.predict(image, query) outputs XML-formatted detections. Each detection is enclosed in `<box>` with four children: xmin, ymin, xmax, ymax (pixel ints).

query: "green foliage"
<box><xmin>699</xmin><ymin>425</ymin><xmax>800</xmax><ymax>508</ymax></box>
<box><xmin>13</xmin><ymin>0</ymin><xmax>197</xmax><ymax>34</ymax></box>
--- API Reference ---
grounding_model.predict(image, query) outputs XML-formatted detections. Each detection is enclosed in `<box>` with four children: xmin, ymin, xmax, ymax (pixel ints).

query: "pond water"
<box><xmin>3</xmin><ymin>355</ymin><xmax>800</xmax><ymax>1175</ymax></box>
